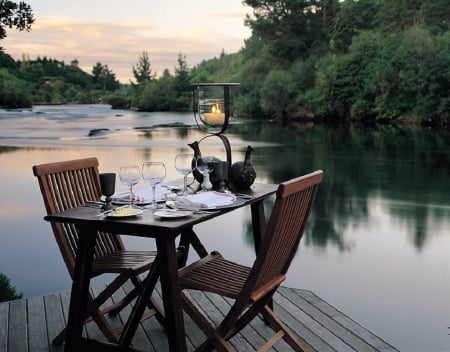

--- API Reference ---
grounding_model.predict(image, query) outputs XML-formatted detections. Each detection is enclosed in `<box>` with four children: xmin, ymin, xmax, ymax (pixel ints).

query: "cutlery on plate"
<box><xmin>234</xmin><ymin>193</ymin><xmax>254</xmax><ymax>200</ymax></box>
<box><xmin>97</xmin><ymin>204</ymin><xmax>129</xmax><ymax>216</ymax></box>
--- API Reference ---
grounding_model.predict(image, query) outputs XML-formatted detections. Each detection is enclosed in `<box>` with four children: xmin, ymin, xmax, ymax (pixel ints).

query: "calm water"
<box><xmin>1</xmin><ymin>104</ymin><xmax>450</xmax><ymax>352</ymax></box>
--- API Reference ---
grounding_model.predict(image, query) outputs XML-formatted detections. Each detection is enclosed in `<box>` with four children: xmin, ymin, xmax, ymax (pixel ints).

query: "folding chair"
<box><xmin>178</xmin><ymin>170</ymin><xmax>323</xmax><ymax>351</ymax></box>
<box><xmin>33</xmin><ymin>157</ymin><xmax>164</xmax><ymax>344</ymax></box>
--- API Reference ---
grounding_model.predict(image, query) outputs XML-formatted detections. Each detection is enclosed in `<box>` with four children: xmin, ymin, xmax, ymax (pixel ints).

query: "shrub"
<box><xmin>0</xmin><ymin>273</ymin><xmax>22</xmax><ymax>302</ymax></box>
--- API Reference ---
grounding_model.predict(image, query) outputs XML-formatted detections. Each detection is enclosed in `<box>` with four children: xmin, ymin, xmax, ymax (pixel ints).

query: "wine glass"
<box><xmin>195</xmin><ymin>157</ymin><xmax>213</xmax><ymax>191</ymax></box>
<box><xmin>119</xmin><ymin>165</ymin><xmax>141</xmax><ymax>207</ymax></box>
<box><xmin>142</xmin><ymin>161</ymin><xmax>166</xmax><ymax>209</ymax></box>
<box><xmin>214</xmin><ymin>161</ymin><xmax>229</xmax><ymax>193</ymax></box>
<box><xmin>99</xmin><ymin>173</ymin><xmax>116</xmax><ymax>210</ymax></box>
<box><xmin>175</xmin><ymin>153</ymin><xmax>194</xmax><ymax>196</ymax></box>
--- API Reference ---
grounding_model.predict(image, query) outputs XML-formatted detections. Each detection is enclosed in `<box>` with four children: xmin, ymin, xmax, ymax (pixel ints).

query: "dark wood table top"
<box><xmin>45</xmin><ymin>183</ymin><xmax>278</xmax><ymax>237</ymax></box>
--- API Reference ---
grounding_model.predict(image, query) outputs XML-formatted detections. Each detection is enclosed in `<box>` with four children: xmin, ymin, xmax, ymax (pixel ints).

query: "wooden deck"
<box><xmin>0</xmin><ymin>282</ymin><xmax>399</xmax><ymax>352</ymax></box>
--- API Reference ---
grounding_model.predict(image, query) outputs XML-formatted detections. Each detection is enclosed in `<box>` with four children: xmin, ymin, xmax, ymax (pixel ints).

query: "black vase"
<box><xmin>188</xmin><ymin>141</ymin><xmax>221</xmax><ymax>188</ymax></box>
<box><xmin>230</xmin><ymin>145</ymin><xmax>256</xmax><ymax>190</ymax></box>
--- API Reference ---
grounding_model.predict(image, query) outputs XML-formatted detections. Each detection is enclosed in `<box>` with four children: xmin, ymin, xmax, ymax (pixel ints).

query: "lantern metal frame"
<box><xmin>191</xmin><ymin>82</ymin><xmax>240</xmax><ymax>135</ymax></box>
<box><xmin>190</xmin><ymin>83</ymin><xmax>240</xmax><ymax>190</ymax></box>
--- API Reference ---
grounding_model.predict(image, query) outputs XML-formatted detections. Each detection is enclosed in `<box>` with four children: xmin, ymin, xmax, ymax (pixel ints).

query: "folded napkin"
<box><xmin>174</xmin><ymin>198</ymin><xmax>206</xmax><ymax>211</ymax></box>
<box><xmin>113</xmin><ymin>185</ymin><xmax>171</xmax><ymax>203</ymax></box>
<box><xmin>183</xmin><ymin>191</ymin><xmax>236</xmax><ymax>209</ymax></box>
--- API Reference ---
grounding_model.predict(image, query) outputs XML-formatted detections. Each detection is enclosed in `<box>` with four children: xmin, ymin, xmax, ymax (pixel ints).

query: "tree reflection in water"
<box><xmin>231</xmin><ymin>121</ymin><xmax>450</xmax><ymax>252</ymax></box>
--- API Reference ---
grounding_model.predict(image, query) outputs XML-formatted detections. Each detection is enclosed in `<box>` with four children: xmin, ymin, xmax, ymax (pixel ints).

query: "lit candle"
<box><xmin>203</xmin><ymin>104</ymin><xmax>225</xmax><ymax>125</ymax></box>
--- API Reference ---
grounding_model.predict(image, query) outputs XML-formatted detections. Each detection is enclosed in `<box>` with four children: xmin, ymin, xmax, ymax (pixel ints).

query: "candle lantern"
<box><xmin>192</xmin><ymin>82</ymin><xmax>239</xmax><ymax>135</ymax></box>
<box><xmin>190</xmin><ymin>82</ymin><xmax>245</xmax><ymax>192</ymax></box>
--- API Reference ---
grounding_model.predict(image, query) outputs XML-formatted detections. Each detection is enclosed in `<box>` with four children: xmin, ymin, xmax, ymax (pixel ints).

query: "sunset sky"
<box><xmin>3</xmin><ymin>0</ymin><xmax>252</xmax><ymax>83</ymax></box>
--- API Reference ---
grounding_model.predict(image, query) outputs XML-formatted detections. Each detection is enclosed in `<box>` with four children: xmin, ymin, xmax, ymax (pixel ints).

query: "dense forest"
<box><xmin>1</xmin><ymin>0</ymin><xmax>449</xmax><ymax>126</ymax></box>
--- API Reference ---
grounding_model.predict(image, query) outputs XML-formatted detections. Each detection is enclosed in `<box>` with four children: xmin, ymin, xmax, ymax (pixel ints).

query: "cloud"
<box><xmin>3</xmin><ymin>15</ymin><xmax>249</xmax><ymax>82</ymax></box>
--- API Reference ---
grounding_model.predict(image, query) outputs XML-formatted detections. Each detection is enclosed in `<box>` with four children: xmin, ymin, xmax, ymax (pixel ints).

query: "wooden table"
<box><xmin>44</xmin><ymin>183</ymin><xmax>277</xmax><ymax>352</ymax></box>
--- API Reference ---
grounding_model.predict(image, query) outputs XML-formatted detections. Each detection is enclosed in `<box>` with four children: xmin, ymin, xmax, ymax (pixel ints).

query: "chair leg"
<box><xmin>90</xmin><ymin>307</ymin><xmax>121</xmax><ymax>343</ymax></box>
<box><xmin>106</xmin><ymin>285</ymin><xmax>140</xmax><ymax>316</ymax></box>
<box><xmin>181</xmin><ymin>293</ymin><xmax>233</xmax><ymax>352</ymax></box>
<box><xmin>262</xmin><ymin>305</ymin><xmax>307</xmax><ymax>352</ymax></box>
<box><xmin>52</xmin><ymin>292</ymin><xmax>121</xmax><ymax>345</ymax></box>
<box><xmin>51</xmin><ymin>328</ymin><xmax>66</xmax><ymax>345</ymax></box>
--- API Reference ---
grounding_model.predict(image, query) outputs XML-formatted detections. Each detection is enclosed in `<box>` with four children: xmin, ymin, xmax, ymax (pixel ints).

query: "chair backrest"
<box><xmin>244</xmin><ymin>170</ymin><xmax>323</xmax><ymax>303</ymax></box>
<box><xmin>33</xmin><ymin>157</ymin><xmax>124</xmax><ymax>278</ymax></box>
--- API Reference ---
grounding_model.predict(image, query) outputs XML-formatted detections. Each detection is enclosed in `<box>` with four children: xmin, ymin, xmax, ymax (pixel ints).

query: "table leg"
<box><xmin>156</xmin><ymin>237</ymin><xmax>187</xmax><ymax>352</ymax></box>
<box><xmin>119</xmin><ymin>257</ymin><xmax>161</xmax><ymax>348</ymax></box>
<box><xmin>178</xmin><ymin>227</ymin><xmax>209</xmax><ymax>267</ymax></box>
<box><xmin>64</xmin><ymin>227</ymin><xmax>97</xmax><ymax>352</ymax></box>
<box><xmin>251</xmin><ymin>201</ymin><xmax>266</xmax><ymax>251</ymax></box>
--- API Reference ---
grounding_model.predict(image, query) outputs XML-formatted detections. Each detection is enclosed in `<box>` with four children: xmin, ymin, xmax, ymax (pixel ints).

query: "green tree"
<box><xmin>0</xmin><ymin>272</ymin><xmax>22</xmax><ymax>302</ymax></box>
<box><xmin>173</xmin><ymin>53</ymin><xmax>191</xmax><ymax>109</ymax></box>
<box><xmin>132</xmin><ymin>51</ymin><xmax>155</xmax><ymax>84</ymax></box>
<box><xmin>0</xmin><ymin>0</ymin><xmax>34</xmax><ymax>49</ymax></box>
<box><xmin>377</xmin><ymin>0</ymin><xmax>450</xmax><ymax>33</ymax></box>
<box><xmin>0</xmin><ymin>67</ymin><xmax>32</xmax><ymax>107</ymax></box>
<box><xmin>244</xmin><ymin>0</ymin><xmax>336</xmax><ymax>62</ymax></box>
<box><xmin>91</xmin><ymin>62</ymin><xmax>119</xmax><ymax>92</ymax></box>
<box><xmin>259</xmin><ymin>68</ymin><xmax>292</xmax><ymax>119</ymax></box>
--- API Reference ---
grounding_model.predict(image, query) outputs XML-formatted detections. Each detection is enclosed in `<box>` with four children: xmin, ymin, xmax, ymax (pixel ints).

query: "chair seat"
<box><xmin>92</xmin><ymin>250</ymin><xmax>157</xmax><ymax>275</ymax></box>
<box><xmin>179</xmin><ymin>251</ymin><xmax>250</xmax><ymax>299</ymax></box>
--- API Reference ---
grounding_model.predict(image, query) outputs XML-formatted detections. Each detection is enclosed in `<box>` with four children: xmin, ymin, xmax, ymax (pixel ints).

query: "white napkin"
<box><xmin>185</xmin><ymin>191</ymin><xmax>236</xmax><ymax>209</ymax></box>
<box><xmin>174</xmin><ymin>198</ymin><xmax>206</xmax><ymax>211</ymax></box>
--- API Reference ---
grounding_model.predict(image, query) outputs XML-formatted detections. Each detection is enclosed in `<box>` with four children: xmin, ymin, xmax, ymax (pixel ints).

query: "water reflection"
<box><xmin>230</xmin><ymin>121</ymin><xmax>450</xmax><ymax>252</ymax></box>
<box><xmin>1</xmin><ymin>106</ymin><xmax>450</xmax><ymax>351</ymax></box>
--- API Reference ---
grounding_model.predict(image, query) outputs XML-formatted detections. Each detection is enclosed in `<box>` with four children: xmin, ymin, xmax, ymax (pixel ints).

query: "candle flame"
<box><xmin>211</xmin><ymin>104</ymin><xmax>221</xmax><ymax>113</ymax></box>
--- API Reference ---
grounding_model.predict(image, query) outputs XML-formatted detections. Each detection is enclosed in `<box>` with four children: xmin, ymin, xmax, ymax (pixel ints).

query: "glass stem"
<box><xmin>183</xmin><ymin>174</ymin><xmax>188</xmax><ymax>195</ymax></box>
<box><xmin>152</xmin><ymin>185</ymin><xmax>156</xmax><ymax>209</ymax></box>
<box><xmin>129</xmin><ymin>185</ymin><xmax>133</xmax><ymax>207</ymax></box>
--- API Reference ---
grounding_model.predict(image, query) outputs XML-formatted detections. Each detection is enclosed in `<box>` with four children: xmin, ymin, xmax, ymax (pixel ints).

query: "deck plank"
<box><xmin>43</xmin><ymin>292</ymin><xmax>66</xmax><ymax>349</ymax></box>
<box><xmin>0</xmin><ymin>285</ymin><xmax>399</xmax><ymax>352</ymax></box>
<box><xmin>8</xmin><ymin>298</ymin><xmax>28</xmax><ymax>352</ymax></box>
<box><xmin>295</xmin><ymin>289</ymin><xmax>399</xmax><ymax>352</ymax></box>
<box><xmin>0</xmin><ymin>299</ymin><xmax>9</xmax><ymax>352</ymax></box>
<box><xmin>277</xmin><ymin>287</ymin><xmax>372</xmax><ymax>352</ymax></box>
<box><xmin>27</xmin><ymin>296</ymin><xmax>49</xmax><ymax>352</ymax></box>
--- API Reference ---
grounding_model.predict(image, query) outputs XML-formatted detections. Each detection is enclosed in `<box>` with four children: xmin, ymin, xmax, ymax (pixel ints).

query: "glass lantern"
<box><xmin>191</xmin><ymin>82</ymin><xmax>239</xmax><ymax>135</ymax></box>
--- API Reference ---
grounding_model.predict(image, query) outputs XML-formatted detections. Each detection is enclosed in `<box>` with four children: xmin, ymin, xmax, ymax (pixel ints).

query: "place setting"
<box><xmin>94</xmin><ymin>147</ymin><xmax>255</xmax><ymax>220</ymax></box>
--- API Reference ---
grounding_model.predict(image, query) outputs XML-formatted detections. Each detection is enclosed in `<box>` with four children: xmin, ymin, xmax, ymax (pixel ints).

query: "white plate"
<box><xmin>106</xmin><ymin>208</ymin><xmax>143</xmax><ymax>218</ymax></box>
<box><xmin>186</xmin><ymin>191</ymin><xmax>237</xmax><ymax>208</ymax></box>
<box><xmin>154</xmin><ymin>210</ymin><xmax>193</xmax><ymax>219</ymax></box>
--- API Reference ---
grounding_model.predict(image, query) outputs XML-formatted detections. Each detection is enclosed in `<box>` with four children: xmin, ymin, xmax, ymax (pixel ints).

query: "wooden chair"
<box><xmin>178</xmin><ymin>170</ymin><xmax>323</xmax><ymax>351</ymax></box>
<box><xmin>32</xmin><ymin>157</ymin><xmax>165</xmax><ymax>345</ymax></box>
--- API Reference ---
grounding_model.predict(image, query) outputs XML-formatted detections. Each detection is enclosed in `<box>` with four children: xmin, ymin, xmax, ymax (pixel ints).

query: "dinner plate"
<box><xmin>166</xmin><ymin>194</ymin><xmax>246</xmax><ymax>211</ymax></box>
<box><xmin>154</xmin><ymin>210</ymin><xmax>193</xmax><ymax>219</ymax></box>
<box><xmin>106</xmin><ymin>208</ymin><xmax>143</xmax><ymax>218</ymax></box>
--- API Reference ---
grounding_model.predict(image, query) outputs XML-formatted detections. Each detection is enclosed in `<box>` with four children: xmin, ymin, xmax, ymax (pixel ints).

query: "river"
<box><xmin>1</xmin><ymin>104</ymin><xmax>449</xmax><ymax>352</ymax></box>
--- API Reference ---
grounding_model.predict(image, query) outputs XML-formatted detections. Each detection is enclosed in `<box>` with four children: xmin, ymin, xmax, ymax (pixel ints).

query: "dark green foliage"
<box><xmin>105</xmin><ymin>90</ymin><xmax>130</xmax><ymax>109</ymax></box>
<box><xmin>91</xmin><ymin>62</ymin><xmax>119</xmax><ymax>92</ymax></box>
<box><xmin>0</xmin><ymin>272</ymin><xmax>22</xmax><ymax>302</ymax></box>
<box><xmin>0</xmin><ymin>0</ymin><xmax>34</xmax><ymax>48</ymax></box>
<box><xmin>1</xmin><ymin>0</ymin><xmax>449</xmax><ymax>122</ymax></box>
<box><xmin>132</xmin><ymin>51</ymin><xmax>155</xmax><ymax>84</ymax></box>
<box><xmin>238</xmin><ymin>0</ymin><xmax>450</xmax><ymax>123</ymax></box>
<box><xmin>0</xmin><ymin>53</ymin><xmax>123</xmax><ymax>107</ymax></box>
<box><xmin>0</xmin><ymin>67</ymin><xmax>32</xmax><ymax>107</ymax></box>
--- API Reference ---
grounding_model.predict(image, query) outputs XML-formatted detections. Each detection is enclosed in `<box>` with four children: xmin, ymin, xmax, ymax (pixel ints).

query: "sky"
<box><xmin>3</xmin><ymin>0</ymin><xmax>252</xmax><ymax>83</ymax></box>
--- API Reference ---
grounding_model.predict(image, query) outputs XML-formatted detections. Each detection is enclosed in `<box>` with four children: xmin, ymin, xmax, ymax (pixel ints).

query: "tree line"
<box><xmin>1</xmin><ymin>0</ymin><xmax>449</xmax><ymax>126</ymax></box>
